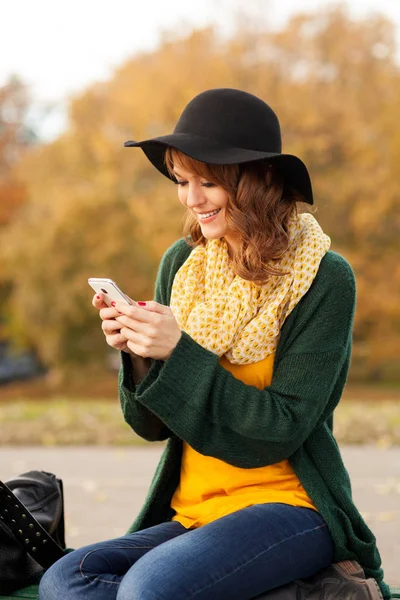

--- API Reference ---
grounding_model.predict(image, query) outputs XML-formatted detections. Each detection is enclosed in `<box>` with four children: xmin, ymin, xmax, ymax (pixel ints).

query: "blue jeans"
<box><xmin>39</xmin><ymin>503</ymin><xmax>334</xmax><ymax>600</ymax></box>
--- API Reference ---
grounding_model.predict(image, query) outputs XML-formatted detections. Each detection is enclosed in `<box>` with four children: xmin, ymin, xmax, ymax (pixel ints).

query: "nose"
<box><xmin>185</xmin><ymin>183</ymin><xmax>206</xmax><ymax>209</ymax></box>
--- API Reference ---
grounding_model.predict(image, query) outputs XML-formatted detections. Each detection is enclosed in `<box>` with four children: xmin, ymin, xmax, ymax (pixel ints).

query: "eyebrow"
<box><xmin>172</xmin><ymin>169</ymin><xmax>189</xmax><ymax>179</ymax></box>
<box><xmin>172</xmin><ymin>169</ymin><xmax>207</xmax><ymax>179</ymax></box>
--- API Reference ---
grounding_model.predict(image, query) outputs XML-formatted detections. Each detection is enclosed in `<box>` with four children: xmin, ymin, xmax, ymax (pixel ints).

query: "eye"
<box><xmin>201</xmin><ymin>182</ymin><xmax>216</xmax><ymax>188</ymax></box>
<box><xmin>175</xmin><ymin>180</ymin><xmax>188</xmax><ymax>186</ymax></box>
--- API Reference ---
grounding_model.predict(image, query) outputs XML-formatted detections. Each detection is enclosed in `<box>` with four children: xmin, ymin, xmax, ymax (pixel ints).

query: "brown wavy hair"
<box><xmin>165</xmin><ymin>148</ymin><xmax>306</xmax><ymax>285</ymax></box>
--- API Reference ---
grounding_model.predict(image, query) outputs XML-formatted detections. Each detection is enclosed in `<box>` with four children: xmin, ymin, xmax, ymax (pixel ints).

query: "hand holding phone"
<box><xmin>88</xmin><ymin>278</ymin><xmax>134</xmax><ymax>307</ymax></box>
<box><xmin>89</xmin><ymin>277</ymin><xmax>136</xmax><ymax>355</ymax></box>
<box><xmin>90</xmin><ymin>277</ymin><xmax>181</xmax><ymax>361</ymax></box>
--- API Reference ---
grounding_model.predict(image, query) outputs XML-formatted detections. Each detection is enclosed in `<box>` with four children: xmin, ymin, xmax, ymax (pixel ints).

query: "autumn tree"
<box><xmin>0</xmin><ymin>76</ymin><xmax>36</xmax><ymax>342</ymax></box>
<box><xmin>1</xmin><ymin>6</ymin><xmax>399</xmax><ymax>381</ymax></box>
<box><xmin>0</xmin><ymin>76</ymin><xmax>34</xmax><ymax>226</ymax></box>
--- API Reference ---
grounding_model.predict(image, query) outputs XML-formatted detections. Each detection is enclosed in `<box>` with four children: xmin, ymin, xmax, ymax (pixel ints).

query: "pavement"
<box><xmin>1</xmin><ymin>445</ymin><xmax>399</xmax><ymax>586</ymax></box>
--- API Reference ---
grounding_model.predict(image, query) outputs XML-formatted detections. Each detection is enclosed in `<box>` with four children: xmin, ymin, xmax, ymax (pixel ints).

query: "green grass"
<box><xmin>333</xmin><ymin>400</ymin><xmax>400</xmax><ymax>447</ymax></box>
<box><xmin>0</xmin><ymin>399</ymin><xmax>147</xmax><ymax>446</ymax></box>
<box><xmin>0</xmin><ymin>396</ymin><xmax>399</xmax><ymax>446</ymax></box>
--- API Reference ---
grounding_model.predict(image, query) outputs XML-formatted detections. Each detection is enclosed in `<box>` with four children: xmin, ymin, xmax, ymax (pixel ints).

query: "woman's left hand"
<box><xmin>113</xmin><ymin>301</ymin><xmax>182</xmax><ymax>361</ymax></box>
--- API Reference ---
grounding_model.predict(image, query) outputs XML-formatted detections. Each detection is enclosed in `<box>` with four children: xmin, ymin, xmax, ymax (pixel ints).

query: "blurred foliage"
<box><xmin>0</xmin><ymin>76</ymin><xmax>33</xmax><ymax>229</ymax></box>
<box><xmin>0</xmin><ymin>5</ymin><xmax>399</xmax><ymax>381</ymax></box>
<box><xmin>0</xmin><ymin>395</ymin><xmax>399</xmax><ymax>446</ymax></box>
<box><xmin>0</xmin><ymin>76</ymin><xmax>36</xmax><ymax>341</ymax></box>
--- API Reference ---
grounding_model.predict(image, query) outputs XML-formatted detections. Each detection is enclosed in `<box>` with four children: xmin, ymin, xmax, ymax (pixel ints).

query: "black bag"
<box><xmin>0</xmin><ymin>471</ymin><xmax>66</xmax><ymax>595</ymax></box>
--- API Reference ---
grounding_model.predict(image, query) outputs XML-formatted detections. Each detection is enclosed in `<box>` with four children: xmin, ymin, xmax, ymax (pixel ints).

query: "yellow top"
<box><xmin>171</xmin><ymin>353</ymin><xmax>316</xmax><ymax>528</ymax></box>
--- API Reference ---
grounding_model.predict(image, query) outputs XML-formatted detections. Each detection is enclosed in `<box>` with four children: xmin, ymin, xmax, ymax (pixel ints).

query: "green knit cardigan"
<box><xmin>118</xmin><ymin>238</ymin><xmax>391</xmax><ymax>599</ymax></box>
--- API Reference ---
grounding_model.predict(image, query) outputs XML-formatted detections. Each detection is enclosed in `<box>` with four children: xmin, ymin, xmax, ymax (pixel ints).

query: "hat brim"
<box><xmin>124</xmin><ymin>133</ymin><xmax>313</xmax><ymax>205</ymax></box>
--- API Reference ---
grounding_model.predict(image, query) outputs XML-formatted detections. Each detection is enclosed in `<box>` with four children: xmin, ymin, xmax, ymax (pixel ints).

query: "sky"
<box><xmin>2</xmin><ymin>0</ymin><xmax>400</xmax><ymax>140</ymax></box>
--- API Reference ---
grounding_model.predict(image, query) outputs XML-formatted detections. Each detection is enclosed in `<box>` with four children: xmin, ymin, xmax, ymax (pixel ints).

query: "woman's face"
<box><xmin>173</xmin><ymin>163</ymin><xmax>239</xmax><ymax>257</ymax></box>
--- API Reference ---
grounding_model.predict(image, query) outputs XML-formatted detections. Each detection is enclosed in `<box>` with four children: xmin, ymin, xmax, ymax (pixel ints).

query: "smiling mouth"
<box><xmin>197</xmin><ymin>208</ymin><xmax>221</xmax><ymax>220</ymax></box>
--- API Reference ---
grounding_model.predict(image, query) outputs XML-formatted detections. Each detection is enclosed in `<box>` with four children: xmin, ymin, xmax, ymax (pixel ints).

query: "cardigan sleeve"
<box><xmin>118</xmin><ymin>354</ymin><xmax>169</xmax><ymax>442</ymax></box>
<box><xmin>129</xmin><ymin>253</ymin><xmax>356</xmax><ymax>467</ymax></box>
<box><xmin>119</xmin><ymin>239</ymin><xmax>191</xmax><ymax>442</ymax></box>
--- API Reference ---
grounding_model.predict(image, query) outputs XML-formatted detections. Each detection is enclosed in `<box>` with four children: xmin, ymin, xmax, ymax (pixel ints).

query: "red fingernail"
<box><xmin>96</xmin><ymin>295</ymin><xmax>101</xmax><ymax>299</ymax></box>
<box><xmin>110</xmin><ymin>301</ymin><xmax>116</xmax><ymax>307</ymax></box>
<box><xmin>138</xmin><ymin>301</ymin><xmax>146</xmax><ymax>306</ymax></box>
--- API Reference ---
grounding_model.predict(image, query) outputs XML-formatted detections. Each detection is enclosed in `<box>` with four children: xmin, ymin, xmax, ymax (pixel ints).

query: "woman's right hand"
<box><xmin>92</xmin><ymin>293</ymin><xmax>132</xmax><ymax>354</ymax></box>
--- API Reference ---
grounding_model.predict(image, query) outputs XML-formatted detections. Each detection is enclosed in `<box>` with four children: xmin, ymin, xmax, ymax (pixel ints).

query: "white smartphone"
<box><xmin>88</xmin><ymin>278</ymin><xmax>135</xmax><ymax>306</ymax></box>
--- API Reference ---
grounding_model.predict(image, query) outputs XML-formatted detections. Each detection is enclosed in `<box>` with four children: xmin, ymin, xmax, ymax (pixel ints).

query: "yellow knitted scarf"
<box><xmin>170</xmin><ymin>213</ymin><xmax>331</xmax><ymax>364</ymax></box>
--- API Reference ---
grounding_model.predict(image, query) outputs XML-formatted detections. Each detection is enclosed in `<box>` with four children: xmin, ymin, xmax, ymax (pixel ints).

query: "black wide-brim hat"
<box><xmin>124</xmin><ymin>88</ymin><xmax>313</xmax><ymax>205</ymax></box>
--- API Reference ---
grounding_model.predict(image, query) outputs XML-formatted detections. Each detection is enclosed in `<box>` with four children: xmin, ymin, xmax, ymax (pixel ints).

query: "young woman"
<box><xmin>39</xmin><ymin>89</ymin><xmax>389</xmax><ymax>600</ymax></box>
